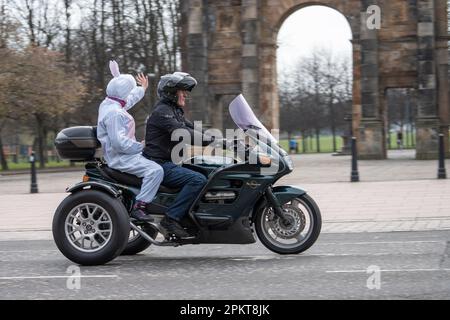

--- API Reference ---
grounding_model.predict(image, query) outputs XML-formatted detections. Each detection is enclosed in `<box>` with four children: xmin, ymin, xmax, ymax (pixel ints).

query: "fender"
<box><xmin>272</xmin><ymin>185</ymin><xmax>307</xmax><ymax>205</ymax></box>
<box><xmin>66</xmin><ymin>182</ymin><xmax>122</xmax><ymax>198</ymax></box>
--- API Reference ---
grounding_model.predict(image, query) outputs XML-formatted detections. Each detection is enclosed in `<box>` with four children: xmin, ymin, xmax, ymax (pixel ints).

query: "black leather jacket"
<box><xmin>143</xmin><ymin>98</ymin><xmax>213</xmax><ymax>162</ymax></box>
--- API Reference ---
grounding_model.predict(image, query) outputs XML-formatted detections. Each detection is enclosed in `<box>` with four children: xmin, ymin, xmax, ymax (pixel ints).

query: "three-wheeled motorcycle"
<box><xmin>52</xmin><ymin>95</ymin><xmax>322</xmax><ymax>266</ymax></box>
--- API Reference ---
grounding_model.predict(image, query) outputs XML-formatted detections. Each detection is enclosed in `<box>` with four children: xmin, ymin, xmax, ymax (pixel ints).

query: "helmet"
<box><xmin>157</xmin><ymin>72</ymin><xmax>197</xmax><ymax>103</ymax></box>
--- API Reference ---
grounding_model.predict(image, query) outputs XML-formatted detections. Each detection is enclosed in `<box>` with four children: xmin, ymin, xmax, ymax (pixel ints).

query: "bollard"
<box><xmin>438</xmin><ymin>134</ymin><xmax>447</xmax><ymax>179</ymax></box>
<box><xmin>30</xmin><ymin>151</ymin><xmax>39</xmax><ymax>193</ymax></box>
<box><xmin>351</xmin><ymin>137</ymin><xmax>360</xmax><ymax>182</ymax></box>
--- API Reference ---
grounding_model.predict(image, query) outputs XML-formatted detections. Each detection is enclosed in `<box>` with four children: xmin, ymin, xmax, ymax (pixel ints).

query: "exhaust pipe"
<box><xmin>129</xmin><ymin>221</ymin><xmax>178</xmax><ymax>247</ymax></box>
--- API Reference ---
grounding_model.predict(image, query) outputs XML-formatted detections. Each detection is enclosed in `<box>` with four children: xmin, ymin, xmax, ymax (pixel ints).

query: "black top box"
<box><xmin>55</xmin><ymin>126</ymin><xmax>101</xmax><ymax>161</ymax></box>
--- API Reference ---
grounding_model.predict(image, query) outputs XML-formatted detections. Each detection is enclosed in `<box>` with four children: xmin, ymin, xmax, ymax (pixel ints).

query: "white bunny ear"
<box><xmin>109</xmin><ymin>60</ymin><xmax>120</xmax><ymax>78</ymax></box>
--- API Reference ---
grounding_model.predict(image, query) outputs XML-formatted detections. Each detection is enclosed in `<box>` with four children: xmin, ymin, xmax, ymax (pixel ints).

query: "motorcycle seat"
<box><xmin>100</xmin><ymin>166</ymin><xmax>180</xmax><ymax>194</ymax></box>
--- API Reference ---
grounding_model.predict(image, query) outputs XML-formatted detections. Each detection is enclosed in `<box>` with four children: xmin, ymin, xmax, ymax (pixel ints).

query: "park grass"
<box><xmin>387</xmin><ymin>132</ymin><xmax>416</xmax><ymax>150</ymax></box>
<box><xmin>279</xmin><ymin>136</ymin><xmax>344</xmax><ymax>154</ymax></box>
<box><xmin>279</xmin><ymin>132</ymin><xmax>419</xmax><ymax>154</ymax></box>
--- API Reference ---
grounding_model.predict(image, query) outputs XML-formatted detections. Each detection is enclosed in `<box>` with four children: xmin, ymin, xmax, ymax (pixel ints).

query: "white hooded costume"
<box><xmin>97</xmin><ymin>61</ymin><xmax>163</xmax><ymax>203</ymax></box>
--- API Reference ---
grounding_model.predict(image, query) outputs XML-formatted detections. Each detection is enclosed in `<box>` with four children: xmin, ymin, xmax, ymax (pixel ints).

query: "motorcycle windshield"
<box><xmin>229</xmin><ymin>94</ymin><xmax>278</xmax><ymax>145</ymax></box>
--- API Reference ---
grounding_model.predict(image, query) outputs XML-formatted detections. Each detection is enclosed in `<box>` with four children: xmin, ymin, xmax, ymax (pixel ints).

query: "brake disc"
<box><xmin>267</xmin><ymin>205</ymin><xmax>306</xmax><ymax>239</ymax></box>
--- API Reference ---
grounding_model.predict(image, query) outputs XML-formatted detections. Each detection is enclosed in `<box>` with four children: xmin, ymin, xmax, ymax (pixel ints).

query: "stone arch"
<box><xmin>181</xmin><ymin>0</ymin><xmax>450</xmax><ymax>160</ymax></box>
<box><xmin>269</xmin><ymin>2</ymin><xmax>358</xmax><ymax>154</ymax></box>
<box><xmin>273</xmin><ymin>1</ymin><xmax>358</xmax><ymax>33</ymax></box>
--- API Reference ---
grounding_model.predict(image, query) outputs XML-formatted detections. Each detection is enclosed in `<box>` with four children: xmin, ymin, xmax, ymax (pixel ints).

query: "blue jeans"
<box><xmin>160</xmin><ymin>162</ymin><xmax>208</xmax><ymax>222</ymax></box>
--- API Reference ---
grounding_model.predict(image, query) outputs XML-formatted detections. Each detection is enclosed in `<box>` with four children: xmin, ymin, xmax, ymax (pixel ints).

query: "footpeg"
<box><xmin>166</xmin><ymin>233</ymin><xmax>196</xmax><ymax>242</ymax></box>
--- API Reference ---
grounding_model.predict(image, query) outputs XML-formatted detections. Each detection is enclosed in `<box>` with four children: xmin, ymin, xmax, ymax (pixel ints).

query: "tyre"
<box><xmin>52</xmin><ymin>190</ymin><xmax>130</xmax><ymax>266</ymax></box>
<box><xmin>254</xmin><ymin>194</ymin><xmax>322</xmax><ymax>255</ymax></box>
<box><xmin>121</xmin><ymin>225</ymin><xmax>157</xmax><ymax>256</ymax></box>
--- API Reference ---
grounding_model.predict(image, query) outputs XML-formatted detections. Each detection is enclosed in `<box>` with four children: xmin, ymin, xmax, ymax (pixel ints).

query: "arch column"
<box><xmin>435</xmin><ymin>0</ymin><xmax>450</xmax><ymax>157</ymax></box>
<box><xmin>358</xmin><ymin>0</ymin><xmax>385</xmax><ymax>159</ymax></box>
<box><xmin>258</xmin><ymin>40</ymin><xmax>279</xmax><ymax>131</ymax></box>
<box><xmin>181</xmin><ymin>0</ymin><xmax>209</xmax><ymax>123</ymax></box>
<box><xmin>241</xmin><ymin>0</ymin><xmax>260</xmax><ymax>112</ymax></box>
<box><xmin>352</xmin><ymin>39</ymin><xmax>362</xmax><ymax>142</ymax></box>
<box><xmin>415</xmin><ymin>0</ymin><xmax>440</xmax><ymax>159</ymax></box>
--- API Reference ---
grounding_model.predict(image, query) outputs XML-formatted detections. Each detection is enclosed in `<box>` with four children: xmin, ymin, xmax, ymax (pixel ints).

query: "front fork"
<box><xmin>265</xmin><ymin>187</ymin><xmax>290</xmax><ymax>224</ymax></box>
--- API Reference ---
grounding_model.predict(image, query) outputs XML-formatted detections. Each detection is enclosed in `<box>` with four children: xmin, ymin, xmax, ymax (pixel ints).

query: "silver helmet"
<box><xmin>157</xmin><ymin>72</ymin><xmax>197</xmax><ymax>102</ymax></box>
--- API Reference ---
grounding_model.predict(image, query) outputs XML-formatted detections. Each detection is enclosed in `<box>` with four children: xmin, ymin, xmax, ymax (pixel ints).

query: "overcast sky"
<box><xmin>277</xmin><ymin>5</ymin><xmax>353</xmax><ymax>73</ymax></box>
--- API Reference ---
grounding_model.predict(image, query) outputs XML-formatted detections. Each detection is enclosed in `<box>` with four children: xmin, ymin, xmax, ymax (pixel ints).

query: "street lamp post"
<box><xmin>30</xmin><ymin>151</ymin><xmax>39</xmax><ymax>194</ymax></box>
<box><xmin>351</xmin><ymin>137</ymin><xmax>360</xmax><ymax>182</ymax></box>
<box><xmin>438</xmin><ymin>133</ymin><xmax>447</xmax><ymax>179</ymax></box>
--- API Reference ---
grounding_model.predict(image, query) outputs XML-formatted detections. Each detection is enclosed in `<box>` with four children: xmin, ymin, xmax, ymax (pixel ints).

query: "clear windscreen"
<box><xmin>229</xmin><ymin>94</ymin><xmax>278</xmax><ymax>145</ymax></box>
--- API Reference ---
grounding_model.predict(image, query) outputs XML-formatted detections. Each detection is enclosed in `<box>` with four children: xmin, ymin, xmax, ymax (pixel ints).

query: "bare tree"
<box><xmin>0</xmin><ymin>2</ymin><xmax>20</xmax><ymax>169</ymax></box>
<box><xmin>317</xmin><ymin>50</ymin><xmax>352</xmax><ymax>153</ymax></box>
<box><xmin>298</xmin><ymin>51</ymin><xmax>327</xmax><ymax>152</ymax></box>
<box><xmin>279</xmin><ymin>47</ymin><xmax>352</xmax><ymax>153</ymax></box>
<box><xmin>7</xmin><ymin>47</ymin><xmax>85</xmax><ymax>168</ymax></box>
<box><xmin>63</xmin><ymin>0</ymin><xmax>72</xmax><ymax>63</ymax></box>
<box><xmin>1</xmin><ymin>0</ymin><xmax>182</xmax><ymax>169</ymax></box>
<box><xmin>11</xmin><ymin>0</ymin><xmax>63</xmax><ymax>47</ymax></box>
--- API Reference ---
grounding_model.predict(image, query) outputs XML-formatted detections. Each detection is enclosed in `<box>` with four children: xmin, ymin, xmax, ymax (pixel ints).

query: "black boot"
<box><xmin>130</xmin><ymin>202</ymin><xmax>154</xmax><ymax>222</ymax></box>
<box><xmin>160</xmin><ymin>216</ymin><xmax>192</xmax><ymax>239</ymax></box>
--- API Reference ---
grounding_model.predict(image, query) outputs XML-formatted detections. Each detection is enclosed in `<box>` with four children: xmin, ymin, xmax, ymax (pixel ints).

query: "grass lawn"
<box><xmin>387</xmin><ymin>132</ymin><xmax>416</xmax><ymax>150</ymax></box>
<box><xmin>279</xmin><ymin>132</ymin><xmax>420</xmax><ymax>154</ymax></box>
<box><xmin>279</xmin><ymin>136</ymin><xmax>343</xmax><ymax>154</ymax></box>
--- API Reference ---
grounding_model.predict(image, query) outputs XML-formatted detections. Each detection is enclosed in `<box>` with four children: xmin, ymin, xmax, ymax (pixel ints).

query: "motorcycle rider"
<box><xmin>97</xmin><ymin>61</ymin><xmax>164</xmax><ymax>222</ymax></box>
<box><xmin>143</xmin><ymin>72</ymin><xmax>213</xmax><ymax>239</ymax></box>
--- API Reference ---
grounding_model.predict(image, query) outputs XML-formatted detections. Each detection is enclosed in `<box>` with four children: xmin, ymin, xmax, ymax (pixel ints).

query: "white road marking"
<box><xmin>0</xmin><ymin>275</ymin><xmax>118</xmax><ymax>280</ymax></box>
<box><xmin>326</xmin><ymin>268</ymin><xmax>450</xmax><ymax>274</ymax></box>
<box><xmin>0</xmin><ymin>250</ymin><xmax>57</xmax><ymax>253</ymax></box>
<box><xmin>306</xmin><ymin>252</ymin><xmax>437</xmax><ymax>257</ymax></box>
<box><xmin>230</xmin><ymin>250</ymin><xmax>444</xmax><ymax>260</ymax></box>
<box><xmin>230</xmin><ymin>256</ymin><xmax>290</xmax><ymax>261</ymax></box>
<box><xmin>319</xmin><ymin>240</ymin><xmax>442</xmax><ymax>246</ymax></box>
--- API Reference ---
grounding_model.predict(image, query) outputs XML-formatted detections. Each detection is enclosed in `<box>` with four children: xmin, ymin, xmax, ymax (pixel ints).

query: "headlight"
<box><xmin>284</xmin><ymin>155</ymin><xmax>294</xmax><ymax>170</ymax></box>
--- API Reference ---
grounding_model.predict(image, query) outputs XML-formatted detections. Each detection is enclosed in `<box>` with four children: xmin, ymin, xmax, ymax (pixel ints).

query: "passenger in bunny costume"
<box><xmin>97</xmin><ymin>61</ymin><xmax>164</xmax><ymax>222</ymax></box>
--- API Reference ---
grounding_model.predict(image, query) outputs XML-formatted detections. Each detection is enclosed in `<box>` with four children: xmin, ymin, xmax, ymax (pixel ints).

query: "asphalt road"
<box><xmin>0</xmin><ymin>230</ymin><xmax>449</xmax><ymax>300</ymax></box>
